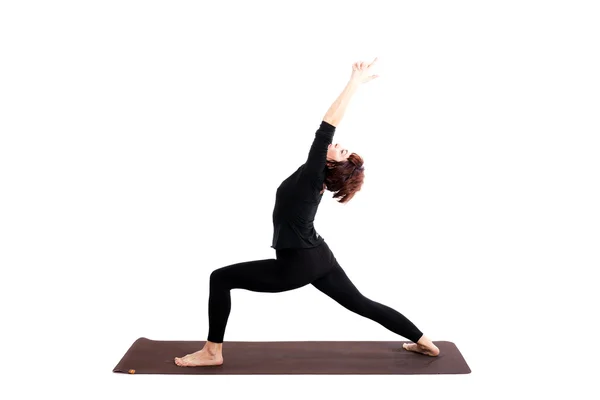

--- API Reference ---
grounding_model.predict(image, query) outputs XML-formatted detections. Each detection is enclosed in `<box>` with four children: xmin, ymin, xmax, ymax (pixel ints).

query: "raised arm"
<box><xmin>302</xmin><ymin>120</ymin><xmax>337</xmax><ymax>179</ymax></box>
<box><xmin>322</xmin><ymin>79</ymin><xmax>360</xmax><ymax>127</ymax></box>
<box><xmin>303</xmin><ymin>58</ymin><xmax>379</xmax><ymax>179</ymax></box>
<box><xmin>323</xmin><ymin>57</ymin><xmax>379</xmax><ymax>126</ymax></box>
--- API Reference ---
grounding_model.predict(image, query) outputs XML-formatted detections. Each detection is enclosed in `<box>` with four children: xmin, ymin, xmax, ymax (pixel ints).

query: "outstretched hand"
<box><xmin>350</xmin><ymin>57</ymin><xmax>379</xmax><ymax>84</ymax></box>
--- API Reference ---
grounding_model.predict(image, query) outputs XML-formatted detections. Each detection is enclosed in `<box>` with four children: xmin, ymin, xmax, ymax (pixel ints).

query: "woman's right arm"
<box><xmin>322</xmin><ymin>78</ymin><xmax>360</xmax><ymax>127</ymax></box>
<box><xmin>323</xmin><ymin>57</ymin><xmax>379</xmax><ymax>127</ymax></box>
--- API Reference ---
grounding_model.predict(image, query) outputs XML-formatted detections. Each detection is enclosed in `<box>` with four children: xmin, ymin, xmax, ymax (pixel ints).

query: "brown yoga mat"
<box><xmin>113</xmin><ymin>337</ymin><xmax>470</xmax><ymax>375</ymax></box>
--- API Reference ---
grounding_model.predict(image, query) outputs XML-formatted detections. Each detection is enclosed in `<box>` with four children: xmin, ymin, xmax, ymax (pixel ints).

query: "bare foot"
<box><xmin>174</xmin><ymin>349</ymin><xmax>224</xmax><ymax>367</ymax></box>
<box><xmin>402</xmin><ymin>337</ymin><xmax>440</xmax><ymax>357</ymax></box>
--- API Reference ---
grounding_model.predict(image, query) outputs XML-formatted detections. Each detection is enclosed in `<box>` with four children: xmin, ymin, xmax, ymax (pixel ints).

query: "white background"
<box><xmin>1</xmin><ymin>0</ymin><xmax>599</xmax><ymax>399</ymax></box>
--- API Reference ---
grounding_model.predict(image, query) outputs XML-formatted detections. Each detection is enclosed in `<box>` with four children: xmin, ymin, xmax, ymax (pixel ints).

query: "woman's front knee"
<box><xmin>210</xmin><ymin>268</ymin><xmax>226</xmax><ymax>284</ymax></box>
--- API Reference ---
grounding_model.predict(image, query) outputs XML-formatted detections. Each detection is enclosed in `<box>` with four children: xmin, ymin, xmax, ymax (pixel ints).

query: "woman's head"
<box><xmin>324</xmin><ymin>142</ymin><xmax>365</xmax><ymax>204</ymax></box>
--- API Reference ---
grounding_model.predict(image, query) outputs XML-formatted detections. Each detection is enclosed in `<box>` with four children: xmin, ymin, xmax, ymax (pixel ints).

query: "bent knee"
<box><xmin>210</xmin><ymin>267</ymin><xmax>228</xmax><ymax>284</ymax></box>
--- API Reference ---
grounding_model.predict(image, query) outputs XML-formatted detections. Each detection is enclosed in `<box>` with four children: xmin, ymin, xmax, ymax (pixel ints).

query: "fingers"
<box><xmin>354</xmin><ymin>57</ymin><xmax>379</xmax><ymax>70</ymax></box>
<box><xmin>352</xmin><ymin>59</ymin><xmax>380</xmax><ymax>83</ymax></box>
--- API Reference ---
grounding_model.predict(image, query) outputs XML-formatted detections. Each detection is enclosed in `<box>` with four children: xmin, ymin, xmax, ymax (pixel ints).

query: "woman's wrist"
<box><xmin>347</xmin><ymin>77</ymin><xmax>361</xmax><ymax>88</ymax></box>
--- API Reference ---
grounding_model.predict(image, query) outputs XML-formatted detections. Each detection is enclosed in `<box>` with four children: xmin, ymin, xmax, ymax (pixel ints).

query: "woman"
<box><xmin>175</xmin><ymin>58</ymin><xmax>440</xmax><ymax>367</ymax></box>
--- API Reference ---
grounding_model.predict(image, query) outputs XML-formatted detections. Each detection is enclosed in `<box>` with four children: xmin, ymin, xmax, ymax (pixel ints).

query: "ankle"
<box><xmin>416</xmin><ymin>336</ymin><xmax>432</xmax><ymax>347</ymax></box>
<box><xmin>416</xmin><ymin>336</ymin><xmax>440</xmax><ymax>355</ymax></box>
<box><xmin>204</xmin><ymin>341</ymin><xmax>223</xmax><ymax>355</ymax></box>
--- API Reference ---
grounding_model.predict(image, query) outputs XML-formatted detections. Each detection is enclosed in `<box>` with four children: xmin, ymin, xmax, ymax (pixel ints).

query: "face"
<box><xmin>327</xmin><ymin>143</ymin><xmax>350</xmax><ymax>162</ymax></box>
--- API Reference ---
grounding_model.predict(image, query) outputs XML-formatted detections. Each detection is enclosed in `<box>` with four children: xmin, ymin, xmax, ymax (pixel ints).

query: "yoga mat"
<box><xmin>113</xmin><ymin>337</ymin><xmax>470</xmax><ymax>375</ymax></box>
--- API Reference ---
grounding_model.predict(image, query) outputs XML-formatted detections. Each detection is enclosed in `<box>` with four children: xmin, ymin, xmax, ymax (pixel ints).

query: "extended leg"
<box><xmin>311</xmin><ymin>262</ymin><xmax>439</xmax><ymax>355</ymax></box>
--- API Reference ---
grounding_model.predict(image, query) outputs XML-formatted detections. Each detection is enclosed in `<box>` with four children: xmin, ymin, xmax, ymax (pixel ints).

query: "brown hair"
<box><xmin>322</xmin><ymin>153</ymin><xmax>365</xmax><ymax>204</ymax></box>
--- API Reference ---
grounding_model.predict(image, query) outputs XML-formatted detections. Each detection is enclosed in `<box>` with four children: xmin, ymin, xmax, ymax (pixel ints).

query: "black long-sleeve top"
<box><xmin>271</xmin><ymin>120</ymin><xmax>336</xmax><ymax>250</ymax></box>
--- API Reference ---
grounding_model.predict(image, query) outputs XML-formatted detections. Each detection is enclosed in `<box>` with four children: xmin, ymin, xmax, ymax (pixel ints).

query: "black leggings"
<box><xmin>207</xmin><ymin>241</ymin><xmax>423</xmax><ymax>343</ymax></box>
